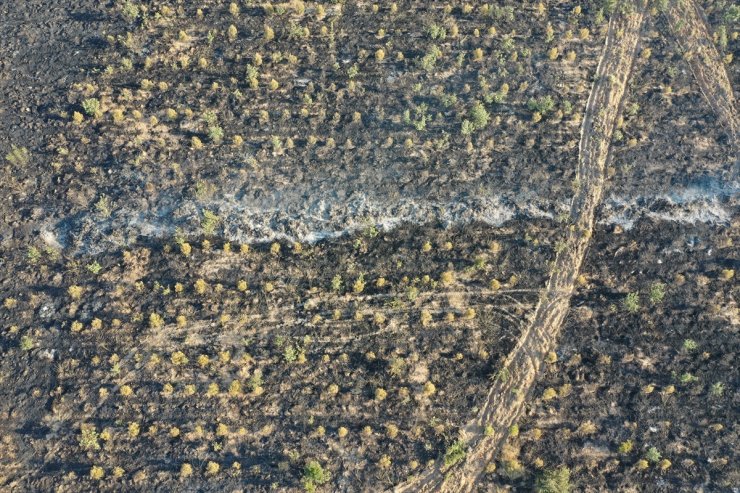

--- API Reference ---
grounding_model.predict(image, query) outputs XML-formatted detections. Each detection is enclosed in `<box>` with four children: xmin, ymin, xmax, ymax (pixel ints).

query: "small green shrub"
<box><xmin>208</xmin><ymin>125</ymin><xmax>224</xmax><ymax>144</ymax></box>
<box><xmin>603</xmin><ymin>0</ymin><xmax>618</xmax><ymax>14</ymax></box>
<box><xmin>347</xmin><ymin>64</ymin><xmax>359</xmax><ymax>79</ymax></box>
<box><xmin>27</xmin><ymin>246</ymin><xmax>41</xmax><ymax>264</ymax></box>
<box><xmin>645</xmin><ymin>447</ymin><xmax>661</xmax><ymax>463</ymax></box>
<box><xmin>79</xmin><ymin>425</ymin><xmax>101</xmax><ymax>451</ymax></box>
<box><xmin>461</xmin><ymin>120</ymin><xmax>475</xmax><ymax>136</ymax></box>
<box><xmin>469</xmin><ymin>102</ymin><xmax>490</xmax><ymax>129</ymax></box>
<box><xmin>724</xmin><ymin>5</ymin><xmax>739</xmax><ymax>22</ymax></box>
<box><xmin>648</xmin><ymin>282</ymin><xmax>665</xmax><ymax>304</ymax></box>
<box><xmin>710</xmin><ymin>382</ymin><xmax>725</xmax><ymax>396</ymax></box>
<box><xmin>535</xmin><ymin>466</ymin><xmax>571</xmax><ymax>493</ymax></box>
<box><xmin>20</xmin><ymin>335</ymin><xmax>34</xmax><ymax>351</ymax></box>
<box><xmin>121</xmin><ymin>1</ymin><xmax>140</xmax><ymax>21</ymax></box>
<box><xmin>201</xmin><ymin>210</ymin><xmax>220</xmax><ymax>236</ymax></box>
<box><xmin>679</xmin><ymin>373</ymin><xmax>697</xmax><ymax>384</ymax></box>
<box><xmin>623</xmin><ymin>292</ymin><xmax>639</xmax><ymax>313</ymax></box>
<box><xmin>443</xmin><ymin>440</ymin><xmax>466</xmax><ymax>468</ymax></box>
<box><xmin>682</xmin><ymin>339</ymin><xmax>697</xmax><ymax>351</ymax></box>
<box><xmin>527</xmin><ymin>95</ymin><xmax>555</xmax><ymax>115</ymax></box>
<box><xmin>283</xmin><ymin>345</ymin><xmax>297</xmax><ymax>363</ymax></box>
<box><xmin>82</xmin><ymin>98</ymin><xmax>101</xmax><ymax>117</ymax></box>
<box><xmin>302</xmin><ymin>461</ymin><xmax>329</xmax><ymax>492</ymax></box>
<box><xmin>428</xmin><ymin>24</ymin><xmax>446</xmax><ymax>40</ymax></box>
<box><xmin>95</xmin><ymin>196</ymin><xmax>111</xmax><ymax>217</ymax></box>
<box><xmin>5</xmin><ymin>146</ymin><xmax>30</xmax><ymax>166</ymax></box>
<box><xmin>419</xmin><ymin>45</ymin><xmax>442</xmax><ymax>70</ymax></box>
<box><xmin>331</xmin><ymin>275</ymin><xmax>342</xmax><ymax>292</ymax></box>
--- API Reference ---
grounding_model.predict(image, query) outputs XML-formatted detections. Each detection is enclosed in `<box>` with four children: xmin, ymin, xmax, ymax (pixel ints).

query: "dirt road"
<box><xmin>391</xmin><ymin>5</ymin><xmax>647</xmax><ymax>491</ymax></box>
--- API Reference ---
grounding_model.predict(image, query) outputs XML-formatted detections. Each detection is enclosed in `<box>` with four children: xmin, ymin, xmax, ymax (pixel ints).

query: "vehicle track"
<box><xmin>391</xmin><ymin>4</ymin><xmax>647</xmax><ymax>492</ymax></box>
<box><xmin>663</xmin><ymin>0</ymin><xmax>738</xmax><ymax>176</ymax></box>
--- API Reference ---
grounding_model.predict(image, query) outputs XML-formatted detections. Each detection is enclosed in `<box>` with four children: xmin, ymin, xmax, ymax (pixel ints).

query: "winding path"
<box><xmin>391</xmin><ymin>5</ymin><xmax>647</xmax><ymax>492</ymax></box>
<box><xmin>664</xmin><ymin>0</ymin><xmax>738</xmax><ymax>178</ymax></box>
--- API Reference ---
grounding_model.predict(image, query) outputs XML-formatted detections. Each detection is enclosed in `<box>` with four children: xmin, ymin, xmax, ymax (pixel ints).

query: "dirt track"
<box><xmin>665</xmin><ymin>1</ymin><xmax>738</xmax><ymax>144</ymax></box>
<box><xmin>391</xmin><ymin>5</ymin><xmax>647</xmax><ymax>491</ymax></box>
<box><xmin>664</xmin><ymin>0</ymin><xmax>738</xmax><ymax>178</ymax></box>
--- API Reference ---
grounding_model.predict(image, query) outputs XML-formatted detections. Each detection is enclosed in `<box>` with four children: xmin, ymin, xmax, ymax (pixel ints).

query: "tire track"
<box><xmin>391</xmin><ymin>5</ymin><xmax>647</xmax><ymax>492</ymax></box>
<box><xmin>663</xmin><ymin>0</ymin><xmax>739</xmax><ymax>176</ymax></box>
<box><xmin>664</xmin><ymin>0</ymin><xmax>738</xmax><ymax>144</ymax></box>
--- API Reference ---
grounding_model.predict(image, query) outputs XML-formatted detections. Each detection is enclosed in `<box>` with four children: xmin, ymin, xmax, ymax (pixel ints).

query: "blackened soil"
<box><xmin>476</xmin><ymin>218</ymin><xmax>739</xmax><ymax>492</ymax></box>
<box><xmin>0</xmin><ymin>220</ymin><xmax>556</xmax><ymax>491</ymax></box>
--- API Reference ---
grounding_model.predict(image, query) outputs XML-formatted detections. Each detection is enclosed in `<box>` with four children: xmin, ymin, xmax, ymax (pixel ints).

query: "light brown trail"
<box><xmin>391</xmin><ymin>4</ymin><xmax>647</xmax><ymax>491</ymax></box>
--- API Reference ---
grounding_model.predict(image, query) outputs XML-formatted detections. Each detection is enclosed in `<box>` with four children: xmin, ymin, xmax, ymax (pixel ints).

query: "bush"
<box><xmin>648</xmin><ymin>282</ymin><xmax>665</xmax><ymax>304</ymax></box>
<box><xmin>469</xmin><ymin>101</ymin><xmax>490</xmax><ymax>129</ymax></box>
<box><xmin>428</xmin><ymin>24</ymin><xmax>446</xmax><ymax>40</ymax></box>
<box><xmin>353</xmin><ymin>274</ymin><xmax>365</xmax><ymax>294</ymax></box>
<box><xmin>645</xmin><ymin>446</ymin><xmax>661</xmax><ymax>463</ymax></box>
<box><xmin>461</xmin><ymin>119</ymin><xmax>475</xmax><ymax>136</ymax></box>
<box><xmin>82</xmin><ymin>98</ymin><xmax>101</xmax><ymax>117</ymax></box>
<box><xmin>79</xmin><ymin>424</ymin><xmax>100</xmax><ymax>451</ymax></box>
<box><xmin>201</xmin><ymin>210</ymin><xmax>220</xmax><ymax>236</ymax></box>
<box><xmin>180</xmin><ymin>463</ymin><xmax>193</xmax><ymax>478</ymax></box>
<box><xmin>149</xmin><ymin>312</ymin><xmax>164</xmax><ymax>329</ymax></box>
<box><xmin>67</xmin><ymin>285</ymin><xmax>84</xmax><ymax>299</ymax></box>
<box><xmin>302</xmin><ymin>461</ymin><xmax>330</xmax><ymax>491</ymax></box>
<box><xmin>623</xmin><ymin>292</ymin><xmax>640</xmax><ymax>313</ymax></box>
<box><xmin>443</xmin><ymin>440</ymin><xmax>466</xmax><ymax>468</ymax></box>
<box><xmin>618</xmin><ymin>439</ymin><xmax>633</xmax><ymax>454</ymax></box>
<box><xmin>710</xmin><ymin>382</ymin><xmax>725</xmax><ymax>396</ymax></box>
<box><xmin>90</xmin><ymin>466</ymin><xmax>105</xmax><ymax>480</ymax></box>
<box><xmin>725</xmin><ymin>5</ymin><xmax>740</xmax><ymax>23</ymax></box>
<box><xmin>208</xmin><ymin>125</ymin><xmax>224</xmax><ymax>144</ymax></box>
<box><xmin>527</xmin><ymin>95</ymin><xmax>555</xmax><ymax>115</ymax></box>
<box><xmin>20</xmin><ymin>335</ymin><xmax>34</xmax><ymax>351</ymax></box>
<box><xmin>419</xmin><ymin>45</ymin><xmax>442</xmax><ymax>70</ymax></box>
<box><xmin>536</xmin><ymin>466</ymin><xmax>571</xmax><ymax>493</ymax></box>
<box><xmin>5</xmin><ymin>145</ymin><xmax>30</xmax><ymax>166</ymax></box>
<box><xmin>121</xmin><ymin>1</ymin><xmax>139</xmax><ymax>21</ymax></box>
